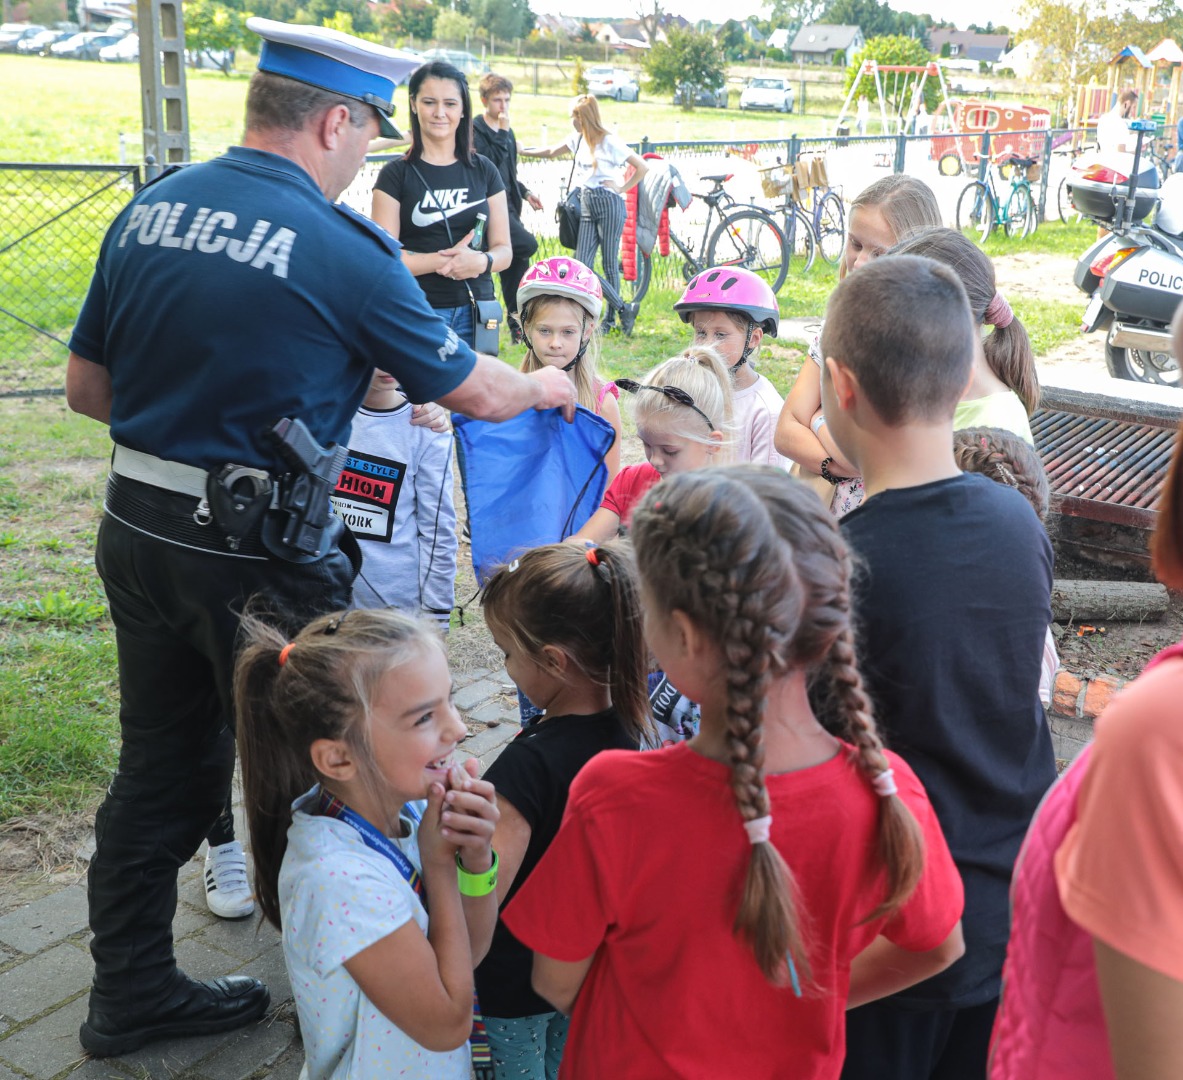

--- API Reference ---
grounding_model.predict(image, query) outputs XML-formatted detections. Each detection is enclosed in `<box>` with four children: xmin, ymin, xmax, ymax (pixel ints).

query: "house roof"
<box><xmin>789</xmin><ymin>24</ymin><xmax>861</xmax><ymax>54</ymax></box>
<box><xmin>930</xmin><ymin>29</ymin><xmax>1010</xmax><ymax>64</ymax></box>
<box><xmin>1147</xmin><ymin>38</ymin><xmax>1183</xmax><ymax>65</ymax></box>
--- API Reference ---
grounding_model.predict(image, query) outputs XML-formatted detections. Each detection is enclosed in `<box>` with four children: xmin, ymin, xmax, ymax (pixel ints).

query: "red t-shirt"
<box><xmin>599</xmin><ymin>462</ymin><xmax>660</xmax><ymax>528</ymax></box>
<box><xmin>503</xmin><ymin>742</ymin><xmax>963</xmax><ymax>1080</ymax></box>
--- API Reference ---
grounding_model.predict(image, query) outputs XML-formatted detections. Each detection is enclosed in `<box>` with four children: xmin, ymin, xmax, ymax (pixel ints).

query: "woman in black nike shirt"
<box><xmin>372</xmin><ymin>60</ymin><xmax>511</xmax><ymax>350</ymax></box>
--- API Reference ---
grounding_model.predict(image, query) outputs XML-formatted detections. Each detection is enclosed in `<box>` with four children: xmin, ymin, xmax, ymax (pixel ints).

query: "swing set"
<box><xmin>835</xmin><ymin>60</ymin><xmax>956</xmax><ymax>139</ymax></box>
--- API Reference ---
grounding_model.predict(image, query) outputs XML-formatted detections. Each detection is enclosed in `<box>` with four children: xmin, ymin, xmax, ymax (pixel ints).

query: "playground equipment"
<box><xmin>930</xmin><ymin>100</ymin><xmax>1051</xmax><ymax>176</ymax></box>
<box><xmin>835</xmin><ymin>60</ymin><xmax>957</xmax><ymax>138</ymax></box>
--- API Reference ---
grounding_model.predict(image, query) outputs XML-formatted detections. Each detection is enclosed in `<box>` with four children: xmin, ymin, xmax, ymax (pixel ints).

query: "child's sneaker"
<box><xmin>204</xmin><ymin>841</ymin><xmax>255</xmax><ymax>919</ymax></box>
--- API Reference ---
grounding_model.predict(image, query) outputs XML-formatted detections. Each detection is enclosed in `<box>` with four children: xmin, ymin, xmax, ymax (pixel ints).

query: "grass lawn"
<box><xmin>0</xmin><ymin>54</ymin><xmax>1090</xmax><ymax>826</ymax></box>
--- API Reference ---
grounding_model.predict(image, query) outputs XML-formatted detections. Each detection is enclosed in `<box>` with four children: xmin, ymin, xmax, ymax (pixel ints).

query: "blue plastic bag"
<box><xmin>452</xmin><ymin>406</ymin><xmax>615</xmax><ymax>584</ymax></box>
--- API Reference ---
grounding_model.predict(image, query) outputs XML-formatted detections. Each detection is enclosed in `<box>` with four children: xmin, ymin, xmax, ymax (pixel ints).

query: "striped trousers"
<box><xmin>574</xmin><ymin>186</ymin><xmax>626</xmax><ymax>321</ymax></box>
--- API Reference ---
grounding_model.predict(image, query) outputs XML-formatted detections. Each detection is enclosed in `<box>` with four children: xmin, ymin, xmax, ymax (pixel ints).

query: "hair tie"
<box><xmin>586</xmin><ymin>546</ymin><xmax>600</xmax><ymax>567</ymax></box>
<box><xmin>743</xmin><ymin>815</ymin><xmax>772</xmax><ymax>845</ymax></box>
<box><xmin>871</xmin><ymin>768</ymin><xmax>897</xmax><ymax>798</ymax></box>
<box><xmin>278</xmin><ymin>642</ymin><xmax>294</xmax><ymax>667</ymax></box>
<box><xmin>985</xmin><ymin>291</ymin><xmax>1014</xmax><ymax>329</ymax></box>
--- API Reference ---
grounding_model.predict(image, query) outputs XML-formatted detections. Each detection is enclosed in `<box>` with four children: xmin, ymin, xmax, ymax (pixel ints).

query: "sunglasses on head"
<box><xmin>615</xmin><ymin>379</ymin><xmax>716</xmax><ymax>432</ymax></box>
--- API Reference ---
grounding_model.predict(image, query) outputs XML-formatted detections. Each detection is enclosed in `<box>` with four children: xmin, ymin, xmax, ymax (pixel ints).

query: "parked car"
<box><xmin>419</xmin><ymin>47</ymin><xmax>488</xmax><ymax>75</ymax></box>
<box><xmin>187</xmin><ymin>47</ymin><xmax>234</xmax><ymax>71</ymax></box>
<box><xmin>739</xmin><ymin>76</ymin><xmax>794</xmax><ymax>113</ymax></box>
<box><xmin>587</xmin><ymin>66</ymin><xmax>640</xmax><ymax>102</ymax></box>
<box><xmin>674</xmin><ymin>81</ymin><xmax>727</xmax><ymax>109</ymax></box>
<box><xmin>50</xmin><ymin>31</ymin><xmax>123</xmax><ymax>60</ymax></box>
<box><xmin>0</xmin><ymin>23</ymin><xmax>46</xmax><ymax>52</ymax></box>
<box><xmin>16</xmin><ymin>26</ymin><xmax>68</xmax><ymax>54</ymax></box>
<box><xmin>99</xmin><ymin>32</ymin><xmax>138</xmax><ymax>62</ymax></box>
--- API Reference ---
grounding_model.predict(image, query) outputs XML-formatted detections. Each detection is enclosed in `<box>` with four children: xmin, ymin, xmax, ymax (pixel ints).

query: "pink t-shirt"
<box><xmin>1055</xmin><ymin>653</ymin><xmax>1183</xmax><ymax>980</ymax></box>
<box><xmin>733</xmin><ymin>373</ymin><xmax>790</xmax><ymax>469</ymax></box>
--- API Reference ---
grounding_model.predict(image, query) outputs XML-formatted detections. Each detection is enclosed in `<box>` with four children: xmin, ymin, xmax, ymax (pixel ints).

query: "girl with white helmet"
<box><xmin>515</xmin><ymin>255</ymin><xmax>622</xmax><ymax>479</ymax></box>
<box><xmin>674</xmin><ymin>266</ymin><xmax>788</xmax><ymax>469</ymax></box>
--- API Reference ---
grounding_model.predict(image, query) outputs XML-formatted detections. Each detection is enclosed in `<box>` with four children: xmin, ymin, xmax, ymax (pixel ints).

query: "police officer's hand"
<box><xmin>410</xmin><ymin>402</ymin><xmax>450</xmax><ymax>433</ymax></box>
<box><xmin>529</xmin><ymin>366</ymin><xmax>577</xmax><ymax>422</ymax></box>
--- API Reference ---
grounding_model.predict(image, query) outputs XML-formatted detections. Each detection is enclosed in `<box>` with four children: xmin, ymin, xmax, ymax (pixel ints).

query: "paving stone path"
<box><xmin>0</xmin><ymin>666</ymin><xmax>523</xmax><ymax>1079</ymax></box>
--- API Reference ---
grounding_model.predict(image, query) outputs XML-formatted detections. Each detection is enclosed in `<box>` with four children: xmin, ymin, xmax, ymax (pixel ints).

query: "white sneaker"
<box><xmin>204</xmin><ymin>841</ymin><xmax>255</xmax><ymax>919</ymax></box>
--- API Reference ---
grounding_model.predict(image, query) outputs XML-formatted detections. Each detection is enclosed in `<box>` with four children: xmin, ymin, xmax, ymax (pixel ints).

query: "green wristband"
<box><xmin>456</xmin><ymin>850</ymin><xmax>499</xmax><ymax>897</ymax></box>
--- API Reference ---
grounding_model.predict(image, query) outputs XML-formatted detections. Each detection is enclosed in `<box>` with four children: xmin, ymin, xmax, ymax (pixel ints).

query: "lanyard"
<box><xmin>315</xmin><ymin>787</ymin><xmax>493</xmax><ymax>1078</ymax></box>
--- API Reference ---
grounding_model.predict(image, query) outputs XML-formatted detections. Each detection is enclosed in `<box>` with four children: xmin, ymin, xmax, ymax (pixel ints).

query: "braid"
<box><xmin>632</xmin><ymin>471</ymin><xmax>810</xmax><ymax>988</ymax></box>
<box><xmin>952</xmin><ymin>427</ymin><xmax>1049</xmax><ymax>520</ymax></box>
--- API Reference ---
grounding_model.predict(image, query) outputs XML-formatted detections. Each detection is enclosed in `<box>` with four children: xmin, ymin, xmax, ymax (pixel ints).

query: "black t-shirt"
<box><xmin>840</xmin><ymin>473</ymin><xmax>1057</xmax><ymax>1010</ymax></box>
<box><xmin>475</xmin><ymin>709</ymin><xmax>638</xmax><ymax>1018</ymax></box>
<box><xmin>473</xmin><ymin>115</ymin><xmax>526</xmax><ymax>218</ymax></box>
<box><xmin>373</xmin><ymin>154</ymin><xmax>505</xmax><ymax>307</ymax></box>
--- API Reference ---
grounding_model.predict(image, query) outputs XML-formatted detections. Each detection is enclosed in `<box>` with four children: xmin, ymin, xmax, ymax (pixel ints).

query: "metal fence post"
<box><xmin>1038</xmin><ymin>128</ymin><xmax>1054</xmax><ymax>223</ymax></box>
<box><xmin>978</xmin><ymin>130</ymin><xmax>991</xmax><ymax>182</ymax></box>
<box><xmin>640</xmin><ymin>136</ymin><xmax>651</xmax><ymax>156</ymax></box>
<box><xmin>894</xmin><ymin>132</ymin><xmax>907</xmax><ymax>174</ymax></box>
<box><xmin>787</xmin><ymin>134</ymin><xmax>800</xmax><ymax>165</ymax></box>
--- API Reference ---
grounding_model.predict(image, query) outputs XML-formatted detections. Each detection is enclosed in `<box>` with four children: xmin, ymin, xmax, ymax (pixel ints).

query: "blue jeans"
<box><xmin>436</xmin><ymin>302</ymin><xmax>475</xmax><ymax>349</ymax></box>
<box><xmin>484</xmin><ymin>1011</ymin><xmax>569</xmax><ymax>1080</ymax></box>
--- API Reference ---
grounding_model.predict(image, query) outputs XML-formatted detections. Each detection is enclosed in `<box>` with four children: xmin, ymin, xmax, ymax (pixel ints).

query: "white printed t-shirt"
<box><xmin>564</xmin><ymin>130</ymin><xmax>633</xmax><ymax>190</ymax></box>
<box><xmin>280</xmin><ymin>787</ymin><xmax>469</xmax><ymax>1080</ymax></box>
<box><xmin>733</xmin><ymin>373</ymin><xmax>790</xmax><ymax>469</ymax></box>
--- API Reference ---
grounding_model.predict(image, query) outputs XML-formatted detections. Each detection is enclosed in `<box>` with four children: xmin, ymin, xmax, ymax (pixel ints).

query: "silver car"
<box><xmin>587</xmin><ymin>66</ymin><xmax>640</xmax><ymax>103</ymax></box>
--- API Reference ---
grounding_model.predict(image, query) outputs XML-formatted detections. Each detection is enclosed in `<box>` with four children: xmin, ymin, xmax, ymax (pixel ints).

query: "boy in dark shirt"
<box><xmin>820</xmin><ymin>256</ymin><xmax>1057</xmax><ymax>1080</ymax></box>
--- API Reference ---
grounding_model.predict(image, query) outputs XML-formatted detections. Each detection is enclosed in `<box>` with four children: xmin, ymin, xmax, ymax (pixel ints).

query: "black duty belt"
<box><xmin>104</xmin><ymin>471</ymin><xmax>270</xmax><ymax>560</ymax></box>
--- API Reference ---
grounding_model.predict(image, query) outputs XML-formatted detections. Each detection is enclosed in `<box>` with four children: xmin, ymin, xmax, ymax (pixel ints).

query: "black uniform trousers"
<box><xmin>502</xmin><ymin>212</ymin><xmax>539</xmax><ymax>320</ymax></box>
<box><xmin>88</xmin><ymin>485</ymin><xmax>354</xmax><ymax>1012</ymax></box>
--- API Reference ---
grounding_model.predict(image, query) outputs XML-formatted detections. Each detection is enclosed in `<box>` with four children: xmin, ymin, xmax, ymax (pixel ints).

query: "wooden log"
<box><xmin>1051</xmin><ymin>579</ymin><xmax>1170</xmax><ymax>623</ymax></box>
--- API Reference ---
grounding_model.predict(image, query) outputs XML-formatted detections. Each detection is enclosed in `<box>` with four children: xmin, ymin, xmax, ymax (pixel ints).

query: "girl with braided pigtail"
<box><xmin>503</xmin><ymin>466</ymin><xmax>965</xmax><ymax>1079</ymax></box>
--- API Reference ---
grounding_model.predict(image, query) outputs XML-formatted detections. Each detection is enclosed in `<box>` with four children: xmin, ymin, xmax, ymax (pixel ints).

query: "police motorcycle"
<box><xmin>1069</xmin><ymin>118</ymin><xmax>1183</xmax><ymax>386</ymax></box>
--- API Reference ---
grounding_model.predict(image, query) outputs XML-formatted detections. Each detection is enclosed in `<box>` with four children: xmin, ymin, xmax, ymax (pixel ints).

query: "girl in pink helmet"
<box><xmin>516</xmin><ymin>255</ymin><xmax>622</xmax><ymax>480</ymax></box>
<box><xmin>674</xmin><ymin>266</ymin><xmax>789</xmax><ymax>470</ymax></box>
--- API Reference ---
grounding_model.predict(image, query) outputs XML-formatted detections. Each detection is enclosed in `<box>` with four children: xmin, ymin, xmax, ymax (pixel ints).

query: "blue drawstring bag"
<box><xmin>452</xmin><ymin>406</ymin><xmax>615</xmax><ymax>584</ymax></box>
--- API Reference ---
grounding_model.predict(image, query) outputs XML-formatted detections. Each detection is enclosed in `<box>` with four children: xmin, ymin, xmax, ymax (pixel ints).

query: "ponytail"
<box><xmin>234</xmin><ymin>607</ymin><xmax>443</xmax><ymax>930</ymax></box>
<box><xmin>482</xmin><ymin>542</ymin><xmax>652</xmax><ymax>745</ymax></box>
<box><xmin>983</xmin><ymin>313</ymin><xmax>1040</xmax><ymax>416</ymax></box>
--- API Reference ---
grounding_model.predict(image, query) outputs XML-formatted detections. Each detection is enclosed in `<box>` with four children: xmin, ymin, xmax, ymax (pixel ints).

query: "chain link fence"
<box><xmin>4</xmin><ymin>127</ymin><xmax>1094</xmax><ymax>396</ymax></box>
<box><xmin>0</xmin><ymin>163</ymin><xmax>141</xmax><ymax>397</ymax></box>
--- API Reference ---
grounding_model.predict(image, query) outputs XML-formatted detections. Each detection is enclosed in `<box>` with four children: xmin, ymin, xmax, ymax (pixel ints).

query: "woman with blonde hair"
<box><xmin>521</xmin><ymin>95</ymin><xmax>647</xmax><ymax>331</ymax></box>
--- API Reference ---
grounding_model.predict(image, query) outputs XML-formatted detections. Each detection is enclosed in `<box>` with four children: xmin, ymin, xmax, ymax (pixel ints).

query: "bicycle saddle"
<box><xmin>1004</xmin><ymin>155</ymin><xmax>1037</xmax><ymax>167</ymax></box>
<box><xmin>700</xmin><ymin>173</ymin><xmax>734</xmax><ymax>184</ymax></box>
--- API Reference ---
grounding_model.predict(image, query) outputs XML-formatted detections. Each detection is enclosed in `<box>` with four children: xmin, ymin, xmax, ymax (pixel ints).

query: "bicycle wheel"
<box><xmin>782</xmin><ymin>206</ymin><xmax>817</xmax><ymax>277</ymax></box>
<box><xmin>813</xmin><ymin>191</ymin><xmax>845</xmax><ymax>265</ymax></box>
<box><xmin>616</xmin><ymin>247</ymin><xmax>652</xmax><ymax>305</ymax></box>
<box><xmin>956</xmin><ymin>181</ymin><xmax>995</xmax><ymax>243</ymax></box>
<box><xmin>1003</xmin><ymin>184</ymin><xmax>1032</xmax><ymax>239</ymax></box>
<box><xmin>1057</xmin><ymin>176</ymin><xmax>1073</xmax><ymax>223</ymax></box>
<box><xmin>706</xmin><ymin>208</ymin><xmax>789</xmax><ymax>294</ymax></box>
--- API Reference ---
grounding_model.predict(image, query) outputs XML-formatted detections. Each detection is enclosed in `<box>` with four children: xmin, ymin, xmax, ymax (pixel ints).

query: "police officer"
<box><xmin>66</xmin><ymin>18</ymin><xmax>574</xmax><ymax>1057</ymax></box>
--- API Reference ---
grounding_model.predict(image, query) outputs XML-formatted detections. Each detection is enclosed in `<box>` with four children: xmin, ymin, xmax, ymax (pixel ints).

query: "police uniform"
<box><xmin>69</xmin><ymin>21</ymin><xmax>477</xmax><ymax>1057</ymax></box>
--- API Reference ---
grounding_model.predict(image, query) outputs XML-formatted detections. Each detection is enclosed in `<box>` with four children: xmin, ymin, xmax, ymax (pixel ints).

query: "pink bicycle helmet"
<box><xmin>517</xmin><ymin>256</ymin><xmax>603</xmax><ymax>321</ymax></box>
<box><xmin>674</xmin><ymin>266</ymin><xmax>780</xmax><ymax>337</ymax></box>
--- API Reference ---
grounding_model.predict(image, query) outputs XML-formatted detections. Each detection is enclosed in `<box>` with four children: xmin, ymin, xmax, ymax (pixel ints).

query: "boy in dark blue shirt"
<box><xmin>820</xmin><ymin>256</ymin><xmax>1057</xmax><ymax>1080</ymax></box>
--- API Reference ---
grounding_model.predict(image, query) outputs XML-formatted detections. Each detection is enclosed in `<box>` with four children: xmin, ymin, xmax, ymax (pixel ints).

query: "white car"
<box><xmin>739</xmin><ymin>76</ymin><xmax>794</xmax><ymax>113</ymax></box>
<box><xmin>587</xmin><ymin>66</ymin><xmax>640</xmax><ymax>102</ymax></box>
<box><xmin>99</xmin><ymin>32</ymin><xmax>137</xmax><ymax>61</ymax></box>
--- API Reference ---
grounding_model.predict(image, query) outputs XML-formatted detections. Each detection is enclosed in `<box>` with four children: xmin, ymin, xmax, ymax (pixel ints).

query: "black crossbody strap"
<box><xmin>408</xmin><ymin>160</ymin><xmax>476</xmax><ymax>305</ymax></box>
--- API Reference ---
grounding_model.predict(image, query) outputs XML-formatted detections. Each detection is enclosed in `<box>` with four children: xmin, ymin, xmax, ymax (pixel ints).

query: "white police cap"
<box><xmin>247</xmin><ymin>17</ymin><xmax>422</xmax><ymax>139</ymax></box>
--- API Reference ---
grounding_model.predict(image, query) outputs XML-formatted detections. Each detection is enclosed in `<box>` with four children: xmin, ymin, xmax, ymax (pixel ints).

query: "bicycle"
<box><xmin>758</xmin><ymin>159</ymin><xmax>844</xmax><ymax>268</ymax></box>
<box><xmin>956</xmin><ymin>154</ymin><xmax>1039</xmax><ymax>242</ymax></box>
<box><xmin>1053</xmin><ymin>140</ymin><xmax>1096</xmax><ymax>224</ymax></box>
<box><xmin>627</xmin><ymin>172</ymin><xmax>789</xmax><ymax>299</ymax></box>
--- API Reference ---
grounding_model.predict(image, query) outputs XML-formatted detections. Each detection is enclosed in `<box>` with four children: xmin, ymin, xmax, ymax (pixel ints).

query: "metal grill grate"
<box><xmin>1033</xmin><ymin>407</ymin><xmax>1177</xmax><ymax>529</ymax></box>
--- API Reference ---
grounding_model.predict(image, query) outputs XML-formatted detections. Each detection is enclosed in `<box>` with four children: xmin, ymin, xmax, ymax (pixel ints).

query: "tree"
<box><xmin>320</xmin><ymin>11</ymin><xmax>379</xmax><ymax>43</ymax></box>
<box><xmin>821</xmin><ymin>0</ymin><xmax>900</xmax><ymax>39</ymax></box>
<box><xmin>433</xmin><ymin>7</ymin><xmax>474</xmax><ymax>45</ymax></box>
<box><xmin>718</xmin><ymin>18</ymin><xmax>748</xmax><ymax>61</ymax></box>
<box><xmin>376</xmin><ymin>0</ymin><xmax>437</xmax><ymax>43</ymax></box>
<box><xmin>636</xmin><ymin>0</ymin><xmax>661</xmax><ymax>47</ymax></box>
<box><xmin>843</xmin><ymin>34</ymin><xmax>938</xmax><ymax>124</ymax></box>
<box><xmin>183</xmin><ymin>0</ymin><xmax>252</xmax><ymax>72</ymax></box>
<box><xmin>768</xmin><ymin>0</ymin><xmax>824</xmax><ymax>34</ymax></box>
<box><xmin>642</xmin><ymin>24</ymin><xmax>725</xmax><ymax>108</ymax></box>
<box><xmin>469</xmin><ymin>0</ymin><xmax>532</xmax><ymax>41</ymax></box>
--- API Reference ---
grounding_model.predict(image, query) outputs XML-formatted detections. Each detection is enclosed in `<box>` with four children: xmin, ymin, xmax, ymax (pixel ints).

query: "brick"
<box><xmin>0</xmin><ymin>886</ymin><xmax>88</xmax><ymax>955</ymax></box>
<box><xmin>0</xmin><ymin>994</ymin><xmax>91</xmax><ymax>1078</ymax></box>
<box><xmin>194</xmin><ymin>912</ymin><xmax>281</xmax><ymax>965</ymax></box>
<box><xmin>199</xmin><ymin>1016</ymin><xmax>298</xmax><ymax>1080</ymax></box>
<box><xmin>453</xmin><ymin>679</ymin><xmax>500</xmax><ymax>711</ymax></box>
<box><xmin>1083</xmin><ymin>675</ymin><xmax>1122</xmax><ymax>718</ymax></box>
<box><xmin>1052</xmin><ymin>671</ymin><xmax>1083</xmax><ymax>717</ymax></box>
<box><xmin>121</xmin><ymin>1025</ymin><xmax>237</xmax><ymax>1077</ymax></box>
<box><xmin>236</xmin><ymin>941</ymin><xmax>293</xmax><ymax>1008</ymax></box>
<box><xmin>0</xmin><ymin>943</ymin><xmax>91</xmax><ymax>1022</ymax></box>
<box><xmin>262</xmin><ymin>1048</ymin><xmax>309</xmax><ymax>1080</ymax></box>
<box><xmin>461</xmin><ymin>723</ymin><xmax>516</xmax><ymax>758</ymax></box>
